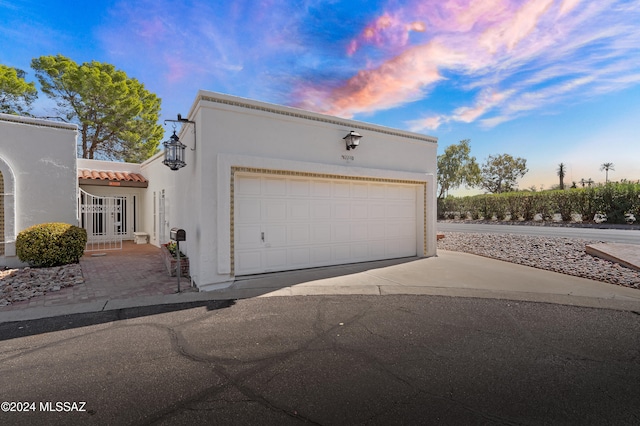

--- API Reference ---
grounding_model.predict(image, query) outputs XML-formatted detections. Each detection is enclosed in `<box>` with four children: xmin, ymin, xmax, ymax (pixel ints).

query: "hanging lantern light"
<box><xmin>162</xmin><ymin>130</ymin><xmax>186</xmax><ymax>171</ymax></box>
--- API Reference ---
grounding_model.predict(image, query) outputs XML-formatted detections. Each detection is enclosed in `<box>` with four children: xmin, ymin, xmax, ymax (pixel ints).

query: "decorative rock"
<box><xmin>438</xmin><ymin>233</ymin><xmax>640</xmax><ymax>289</ymax></box>
<box><xmin>0</xmin><ymin>263</ymin><xmax>84</xmax><ymax>306</ymax></box>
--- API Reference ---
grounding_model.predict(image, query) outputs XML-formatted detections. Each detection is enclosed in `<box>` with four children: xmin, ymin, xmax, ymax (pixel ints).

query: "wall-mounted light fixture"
<box><xmin>162</xmin><ymin>130</ymin><xmax>186</xmax><ymax>171</ymax></box>
<box><xmin>343</xmin><ymin>130</ymin><xmax>362</xmax><ymax>150</ymax></box>
<box><xmin>162</xmin><ymin>113</ymin><xmax>196</xmax><ymax>171</ymax></box>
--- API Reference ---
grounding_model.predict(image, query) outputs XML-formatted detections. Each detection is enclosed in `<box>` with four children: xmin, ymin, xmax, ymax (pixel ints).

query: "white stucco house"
<box><xmin>1</xmin><ymin>91</ymin><xmax>438</xmax><ymax>291</ymax></box>
<box><xmin>0</xmin><ymin>114</ymin><xmax>78</xmax><ymax>267</ymax></box>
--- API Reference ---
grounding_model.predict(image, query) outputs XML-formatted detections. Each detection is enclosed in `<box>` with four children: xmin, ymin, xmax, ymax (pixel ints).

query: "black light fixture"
<box><xmin>162</xmin><ymin>130</ymin><xmax>186</xmax><ymax>171</ymax></box>
<box><xmin>343</xmin><ymin>130</ymin><xmax>362</xmax><ymax>150</ymax></box>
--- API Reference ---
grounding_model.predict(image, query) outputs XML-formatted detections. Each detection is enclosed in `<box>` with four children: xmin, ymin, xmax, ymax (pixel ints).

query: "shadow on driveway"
<box><xmin>0</xmin><ymin>299</ymin><xmax>235</xmax><ymax>341</ymax></box>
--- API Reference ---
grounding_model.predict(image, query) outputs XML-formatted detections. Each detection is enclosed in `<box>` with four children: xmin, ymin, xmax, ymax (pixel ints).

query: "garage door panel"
<box><xmin>369</xmin><ymin>185</ymin><xmax>386</xmax><ymax>199</ymax></box>
<box><xmin>311</xmin><ymin>223</ymin><xmax>331</xmax><ymax>243</ymax></box>
<box><xmin>311</xmin><ymin>201</ymin><xmax>331</xmax><ymax>219</ymax></box>
<box><xmin>235</xmin><ymin>175</ymin><xmax>418</xmax><ymax>275</ymax></box>
<box><xmin>311</xmin><ymin>181</ymin><xmax>332</xmax><ymax>197</ymax></box>
<box><xmin>351</xmin><ymin>203</ymin><xmax>368</xmax><ymax>219</ymax></box>
<box><xmin>351</xmin><ymin>243</ymin><xmax>369</xmax><ymax>259</ymax></box>
<box><xmin>333</xmin><ymin>244</ymin><xmax>350</xmax><ymax>260</ymax></box>
<box><xmin>236</xmin><ymin>199</ymin><xmax>261</xmax><ymax>220</ymax></box>
<box><xmin>332</xmin><ymin>222</ymin><xmax>351</xmax><ymax>242</ymax></box>
<box><xmin>334</xmin><ymin>203</ymin><xmax>350</xmax><ymax>219</ymax></box>
<box><xmin>288</xmin><ymin>224</ymin><xmax>310</xmax><ymax>244</ymax></box>
<box><xmin>264</xmin><ymin>200</ymin><xmax>287</xmax><ymax>222</ymax></box>
<box><xmin>352</xmin><ymin>183</ymin><xmax>368</xmax><ymax>198</ymax></box>
<box><xmin>311</xmin><ymin>246</ymin><xmax>332</xmax><ymax>263</ymax></box>
<box><xmin>400</xmin><ymin>222</ymin><xmax>415</xmax><ymax>237</ymax></box>
<box><xmin>264</xmin><ymin>177</ymin><xmax>287</xmax><ymax>195</ymax></box>
<box><xmin>236</xmin><ymin>225</ymin><xmax>262</xmax><ymax>247</ymax></box>
<box><xmin>236</xmin><ymin>176</ymin><xmax>261</xmax><ymax>195</ymax></box>
<box><xmin>333</xmin><ymin>182</ymin><xmax>350</xmax><ymax>197</ymax></box>
<box><xmin>368</xmin><ymin>223</ymin><xmax>386</xmax><ymax>239</ymax></box>
<box><xmin>387</xmin><ymin>185</ymin><xmax>414</xmax><ymax>199</ymax></box>
<box><xmin>289</xmin><ymin>179</ymin><xmax>310</xmax><ymax>196</ymax></box>
<box><xmin>265</xmin><ymin>224</ymin><xmax>287</xmax><ymax>244</ymax></box>
<box><xmin>386</xmin><ymin>203</ymin><xmax>415</xmax><ymax>219</ymax></box>
<box><xmin>289</xmin><ymin>201</ymin><xmax>310</xmax><ymax>220</ymax></box>
<box><xmin>290</xmin><ymin>247</ymin><xmax>311</xmax><ymax>265</ymax></box>
<box><xmin>351</xmin><ymin>222</ymin><xmax>368</xmax><ymax>240</ymax></box>
<box><xmin>236</xmin><ymin>251</ymin><xmax>262</xmax><ymax>273</ymax></box>
<box><xmin>369</xmin><ymin>241</ymin><xmax>386</xmax><ymax>258</ymax></box>
<box><xmin>369</xmin><ymin>204</ymin><xmax>386</xmax><ymax>219</ymax></box>
<box><xmin>265</xmin><ymin>249</ymin><xmax>287</xmax><ymax>270</ymax></box>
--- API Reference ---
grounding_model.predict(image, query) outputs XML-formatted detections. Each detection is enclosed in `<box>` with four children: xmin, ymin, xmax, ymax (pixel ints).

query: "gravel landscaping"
<box><xmin>0</xmin><ymin>264</ymin><xmax>84</xmax><ymax>306</ymax></box>
<box><xmin>438</xmin><ymin>232</ymin><xmax>640</xmax><ymax>289</ymax></box>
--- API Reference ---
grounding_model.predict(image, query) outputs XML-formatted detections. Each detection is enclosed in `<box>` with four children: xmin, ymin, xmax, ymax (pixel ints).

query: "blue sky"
<box><xmin>2</xmin><ymin>0</ymin><xmax>639</xmax><ymax>193</ymax></box>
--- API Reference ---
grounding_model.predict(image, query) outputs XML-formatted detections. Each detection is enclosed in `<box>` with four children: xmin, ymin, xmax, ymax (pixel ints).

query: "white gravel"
<box><xmin>0</xmin><ymin>264</ymin><xmax>84</xmax><ymax>306</ymax></box>
<box><xmin>438</xmin><ymin>232</ymin><xmax>640</xmax><ymax>289</ymax></box>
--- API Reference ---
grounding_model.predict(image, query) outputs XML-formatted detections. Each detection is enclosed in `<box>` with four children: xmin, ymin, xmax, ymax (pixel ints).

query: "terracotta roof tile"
<box><xmin>78</xmin><ymin>168</ymin><xmax>148</xmax><ymax>187</ymax></box>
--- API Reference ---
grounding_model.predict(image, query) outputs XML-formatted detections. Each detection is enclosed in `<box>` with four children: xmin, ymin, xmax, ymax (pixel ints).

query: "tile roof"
<box><xmin>78</xmin><ymin>169</ymin><xmax>148</xmax><ymax>188</ymax></box>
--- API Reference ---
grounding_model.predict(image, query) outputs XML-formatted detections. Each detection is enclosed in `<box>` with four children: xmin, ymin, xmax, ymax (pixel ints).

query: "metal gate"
<box><xmin>78</xmin><ymin>188</ymin><xmax>123</xmax><ymax>251</ymax></box>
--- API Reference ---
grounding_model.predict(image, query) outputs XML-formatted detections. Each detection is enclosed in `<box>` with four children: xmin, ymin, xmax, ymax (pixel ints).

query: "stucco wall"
<box><xmin>0</xmin><ymin>114</ymin><xmax>78</xmax><ymax>267</ymax></box>
<box><xmin>143</xmin><ymin>91</ymin><xmax>437</xmax><ymax>290</ymax></box>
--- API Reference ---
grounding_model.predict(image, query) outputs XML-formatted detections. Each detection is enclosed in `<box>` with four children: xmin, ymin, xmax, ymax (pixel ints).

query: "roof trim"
<box><xmin>196</xmin><ymin>92</ymin><xmax>438</xmax><ymax>144</ymax></box>
<box><xmin>78</xmin><ymin>169</ymin><xmax>149</xmax><ymax>188</ymax></box>
<box><xmin>0</xmin><ymin>113</ymin><xmax>78</xmax><ymax>131</ymax></box>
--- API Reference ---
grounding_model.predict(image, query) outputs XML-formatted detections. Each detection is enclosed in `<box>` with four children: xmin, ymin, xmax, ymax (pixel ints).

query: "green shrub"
<box><xmin>549</xmin><ymin>190</ymin><xmax>575</xmax><ymax>222</ymax></box>
<box><xmin>438</xmin><ymin>182</ymin><xmax>640</xmax><ymax>224</ymax></box>
<box><xmin>16</xmin><ymin>223</ymin><xmax>87</xmax><ymax>267</ymax></box>
<box><xmin>521</xmin><ymin>194</ymin><xmax>537</xmax><ymax>221</ymax></box>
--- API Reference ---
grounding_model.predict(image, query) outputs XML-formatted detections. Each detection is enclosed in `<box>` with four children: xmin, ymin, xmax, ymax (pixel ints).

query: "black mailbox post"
<box><xmin>170</xmin><ymin>228</ymin><xmax>186</xmax><ymax>292</ymax></box>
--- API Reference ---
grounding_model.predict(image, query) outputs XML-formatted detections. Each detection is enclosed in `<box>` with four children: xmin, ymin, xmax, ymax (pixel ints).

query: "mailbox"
<box><xmin>170</xmin><ymin>227</ymin><xmax>186</xmax><ymax>242</ymax></box>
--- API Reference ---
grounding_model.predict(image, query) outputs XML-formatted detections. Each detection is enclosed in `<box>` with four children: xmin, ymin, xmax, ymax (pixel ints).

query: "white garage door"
<box><xmin>234</xmin><ymin>174</ymin><xmax>417</xmax><ymax>275</ymax></box>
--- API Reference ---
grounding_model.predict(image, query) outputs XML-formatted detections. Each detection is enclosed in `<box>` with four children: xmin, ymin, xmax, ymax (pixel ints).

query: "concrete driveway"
<box><xmin>2</xmin><ymin>249</ymin><xmax>640</xmax><ymax>324</ymax></box>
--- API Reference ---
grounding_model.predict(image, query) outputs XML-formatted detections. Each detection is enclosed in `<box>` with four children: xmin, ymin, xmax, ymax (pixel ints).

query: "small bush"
<box><xmin>16</xmin><ymin>223</ymin><xmax>87</xmax><ymax>267</ymax></box>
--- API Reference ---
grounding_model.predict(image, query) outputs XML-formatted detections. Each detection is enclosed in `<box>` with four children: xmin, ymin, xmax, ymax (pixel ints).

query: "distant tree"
<box><xmin>436</xmin><ymin>139</ymin><xmax>481</xmax><ymax>198</ymax></box>
<box><xmin>570</xmin><ymin>181</ymin><xmax>577</xmax><ymax>189</ymax></box>
<box><xmin>600</xmin><ymin>162</ymin><xmax>614</xmax><ymax>183</ymax></box>
<box><xmin>557</xmin><ymin>163</ymin><xmax>566</xmax><ymax>190</ymax></box>
<box><xmin>0</xmin><ymin>65</ymin><xmax>38</xmax><ymax>115</ymax></box>
<box><xmin>31</xmin><ymin>54</ymin><xmax>163</xmax><ymax>161</ymax></box>
<box><xmin>480</xmin><ymin>154</ymin><xmax>528</xmax><ymax>193</ymax></box>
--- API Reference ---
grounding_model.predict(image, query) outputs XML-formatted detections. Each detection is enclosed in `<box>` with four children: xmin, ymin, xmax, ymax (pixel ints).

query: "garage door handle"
<box><xmin>261</xmin><ymin>232</ymin><xmax>265</xmax><ymax>242</ymax></box>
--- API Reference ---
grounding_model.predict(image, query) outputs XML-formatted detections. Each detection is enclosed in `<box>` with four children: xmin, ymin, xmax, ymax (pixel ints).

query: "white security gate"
<box><xmin>79</xmin><ymin>188</ymin><xmax>123</xmax><ymax>251</ymax></box>
<box><xmin>234</xmin><ymin>174</ymin><xmax>417</xmax><ymax>275</ymax></box>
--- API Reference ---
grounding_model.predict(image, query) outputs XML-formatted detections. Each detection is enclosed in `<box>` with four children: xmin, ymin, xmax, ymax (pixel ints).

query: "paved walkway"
<box><xmin>1</xmin><ymin>241</ymin><xmax>639</xmax><ymax>323</ymax></box>
<box><xmin>587</xmin><ymin>242</ymin><xmax>640</xmax><ymax>271</ymax></box>
<box><xmin>0</xmin><ymin>242</ymin><xmax>195</xmax><ymax>315</ymax></box>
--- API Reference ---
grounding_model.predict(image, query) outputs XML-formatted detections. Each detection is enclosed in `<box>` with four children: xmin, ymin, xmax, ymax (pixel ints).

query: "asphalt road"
<box><xmin>438</xmin><ymin>222</ymin><xmax>640</xmax><ymax>244</ymax></box>
<box><xmin>1</xmin><ymin>295</ymin><xmax>639</xmax><ymax>425</ymax></box>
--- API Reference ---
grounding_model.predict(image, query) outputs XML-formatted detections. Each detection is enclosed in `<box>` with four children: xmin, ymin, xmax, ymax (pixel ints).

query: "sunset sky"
<box><xmin>2</xmin><ymin>0</ymin><xmax>639</xmax><ymax>193</ymax></box>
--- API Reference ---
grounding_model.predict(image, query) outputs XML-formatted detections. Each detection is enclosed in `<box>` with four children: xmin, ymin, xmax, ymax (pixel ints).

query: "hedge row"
<box><xmin>437</xmin><ymin>183</ymin><xmax>640</xmax><ymax>224</ymax></box>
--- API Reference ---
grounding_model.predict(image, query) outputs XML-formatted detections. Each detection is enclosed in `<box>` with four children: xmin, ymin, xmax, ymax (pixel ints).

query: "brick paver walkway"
<box><xmin>0</xmin><ymin>242</ymin><xmax>195</xmax><ymax>311</ymax></box>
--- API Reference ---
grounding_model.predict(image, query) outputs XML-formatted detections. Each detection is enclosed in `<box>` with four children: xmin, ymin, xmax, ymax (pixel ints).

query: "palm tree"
<box><xmin>557</xmin><ymin>163</ymin><xmax>566</xmax><ymax>190</ymax></box>
<box><xmin>600</xmin><ymin>162</ymin><xmax>615</xmax><ymax>183</ymax></box>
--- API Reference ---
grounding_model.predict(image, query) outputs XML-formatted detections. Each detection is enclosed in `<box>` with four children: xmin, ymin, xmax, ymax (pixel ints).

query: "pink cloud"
<box><xmin>297</xmin><ymin>41</ymin><xmax>471</xmax><ymax>117</ymax></box>
<box><xmin>479</xmin><ymin>0</ymin><xmax>554</xmax><ymax>54</ymax></box>
<box><xmin>407</xmin><ymin>115</ymin><xmax>445</xmax><ymax>132</ymax></box>
<box><xmin>559</xmin><ymin>0</ymin><xmax>581</xmax><ymax>16</ymax></box>
<box><xmin>408</xmin><ymin>88</ymin><xmax>514</xmax><ymax>131</ymax></box>
<box><xmin>296</xmin><ymin>0</ymin><xmax>613</xmax><ymax>124</ymax></box>
<box><xmin>347</xmin><ymin>11</ymin><xmax>426</xmax><ymax>55</ymax></box>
